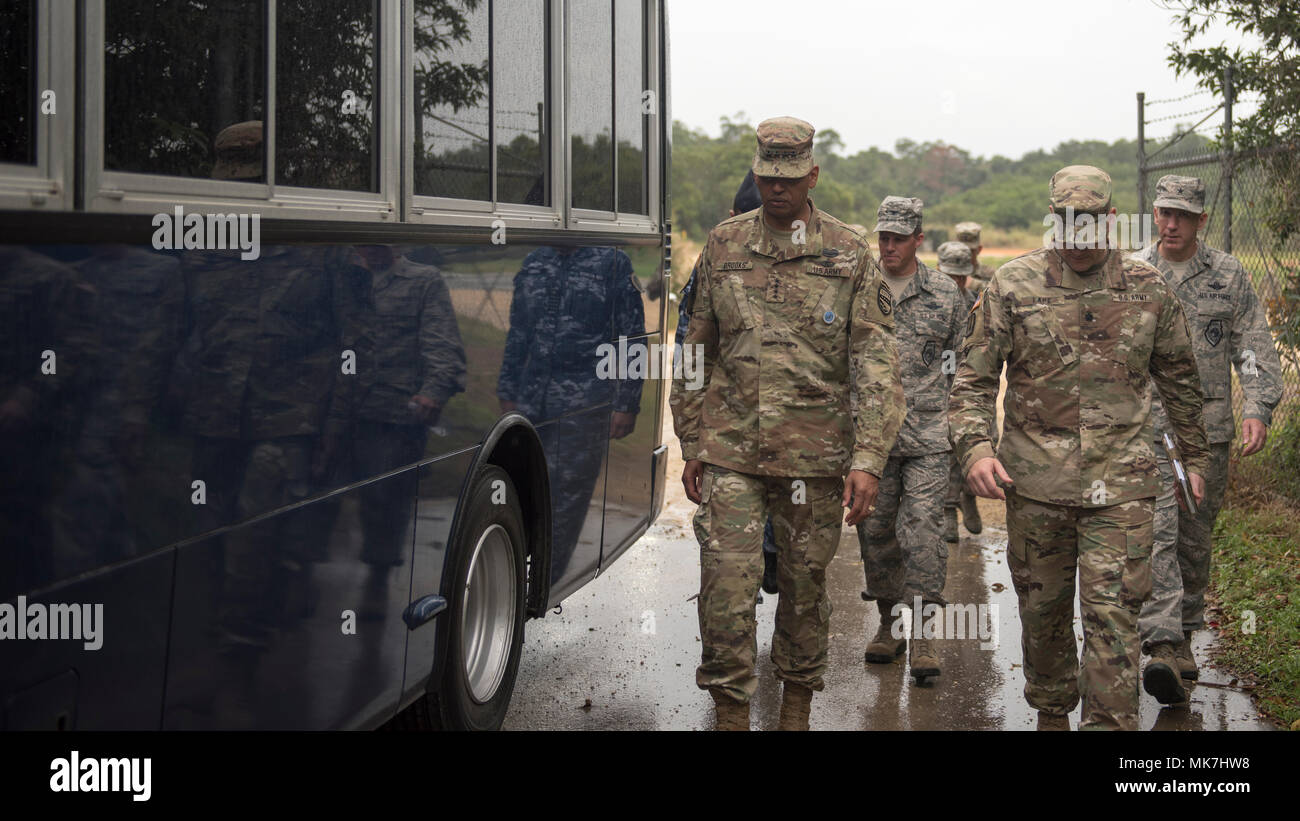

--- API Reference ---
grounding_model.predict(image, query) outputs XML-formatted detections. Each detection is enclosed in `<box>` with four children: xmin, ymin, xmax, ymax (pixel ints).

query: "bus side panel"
<box><xmin>1</xmin><ymin>553</ymin><xmax>173</xmax><ymax>730</ymax></box>
<box><xmin>162</xmin><ymin>467</ymin><xmax>418</xmax><ymax>730</ymax></box>
<box><xmin>599</xmin><ymin>330</ymin><xmax>662</xmax><ymax>571</ymax></box>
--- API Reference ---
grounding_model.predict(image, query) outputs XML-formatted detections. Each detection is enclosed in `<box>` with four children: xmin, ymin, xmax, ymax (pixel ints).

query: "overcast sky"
<box><xmin>668</xmin><ymin>0</ymin><xmax>1260</xmax><ymax>160</ymax></box>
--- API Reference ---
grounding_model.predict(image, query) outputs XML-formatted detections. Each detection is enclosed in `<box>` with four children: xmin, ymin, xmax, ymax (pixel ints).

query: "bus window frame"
<box><xmin>81</xmin><ymin>0</ymin><xmax>401</xmax><ymax>222</ymax></box>
<box><xmin>0</xmin><ymin>0</ymin><xmax>74</xmax><ymax>212</ymax></box>
<box><xmin>565</xmin><ymin>0</ymin><xmax>658</xmax><ymax>235</ymax></box>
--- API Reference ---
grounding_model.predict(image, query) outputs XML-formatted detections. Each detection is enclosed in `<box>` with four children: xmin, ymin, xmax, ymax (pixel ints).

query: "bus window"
<box><xmin>276</xmin><ymin>0</ymin><xmax>379</xmax><ymax>192</ymax></box>
<box><xmin>614</xmin><ymin>0</ymin><xmax>646</xmax><ymax>215</ymax></box>
<box><xmin>568</xmin><ymin>0</ymin><xmax>613</xmax><ymax>213</ymax></box>
<box><xmin>413</xmin><ymin>0</ymin><xmax>490</xmax><ymax>201</ymax></box>
<box><xmin>0</xmin><ymin>0</ymin><xmax>35</xmax><ymax>166</ymax></box>
<box><xmin>495</xmin><ymin>0</ymin><xmax>549</xmax><ymax>206</ymax></box>
<box><xmin>104</xmin><ymin>0</ymin><xmax>266</xmax><ymax>180</ymax></box>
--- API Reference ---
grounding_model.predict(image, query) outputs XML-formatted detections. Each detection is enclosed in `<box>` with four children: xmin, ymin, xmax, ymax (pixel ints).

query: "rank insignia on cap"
<box><xmin>877</xmin><ymin>282</ymin><xmax>893</xmax><ymax>316</ymax></box>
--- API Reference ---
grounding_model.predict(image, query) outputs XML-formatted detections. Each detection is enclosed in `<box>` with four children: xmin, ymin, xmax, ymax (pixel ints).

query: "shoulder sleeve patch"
<box><xmin>877</xmin><ymin>281</ymin><xmax>893</xmax><ymax>316</ymax></box>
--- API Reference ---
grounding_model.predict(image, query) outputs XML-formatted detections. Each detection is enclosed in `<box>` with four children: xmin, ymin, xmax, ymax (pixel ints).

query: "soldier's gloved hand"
<box><xmin>682</xmin><ymin>459</ymin><xmax>705</xmax><ymax>504</ymax></box>
<box><xmin>1240</xmin><ymin>418</ymin><xmax>1268</xmax><ymax>457</ymax></box>
<box><xmin>609</xmin><ymin>411</ymin><xmax>636</xmax><ymax>439</ymax></box>
<box><xmin>967</xmin><ymin>457</ymin><xmax>1013</xmax><ymax>500</ymax></box>
<box><xmin>842</xmin><ymin>470</ymin><xmax>879</xmax><ymax>526</ymax></box>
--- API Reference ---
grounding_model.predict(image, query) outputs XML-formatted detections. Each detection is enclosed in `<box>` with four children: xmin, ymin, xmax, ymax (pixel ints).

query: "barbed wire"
<box><xmin>1145</xmin><ymin>89</ymin><xmax>1214</xmax><ymax>106</ymax></box>
<box><xmin>1145</xmin><ymin>103</ymin><xmax>1223</xmax><ymax>124</ymax></box>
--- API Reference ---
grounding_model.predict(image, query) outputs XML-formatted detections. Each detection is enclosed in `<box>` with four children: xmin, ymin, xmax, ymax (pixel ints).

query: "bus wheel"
<box><xmin>433</xmin><ymin>465</ymin><xmax>527</xmax><ymax>730</ymax></box>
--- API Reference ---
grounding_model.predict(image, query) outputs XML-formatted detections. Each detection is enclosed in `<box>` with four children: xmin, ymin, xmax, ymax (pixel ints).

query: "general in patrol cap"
<box><xmin>1049</xmin><ymin>164</ymin><xmax>1112</xmax><ymax>211</ymax></box>
<box><xmin>954</xmin><ymin>221</ymin><xmax>982</xmax><ymax>252</ymax></box>
<box><xmin>874</xmin><ymin>196</ymin><xmax>924</xmax><ymax>235</ymax></box>
<box><xmin>936</xmin><ymin>241</ymin><xmax>974</xmax><ymax>277</ymax></box>
<box><xmin>212</xmin><ymin>120</ymin><xmax>264</xmax><ymax>181</ymax></box>
<box><xmin>1153</xmin><ymin>174</ymin><xmax>1207</xmax><ymax>214</ymax></box>
<box><xmin>752</xmin><ymin>117</ymin><xmax>815</xmax><ymax>179</ymax></box>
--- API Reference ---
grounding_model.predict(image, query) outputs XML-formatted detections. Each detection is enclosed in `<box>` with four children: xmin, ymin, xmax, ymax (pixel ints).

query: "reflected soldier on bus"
<box><xmin>49</xmin><ymin>246</ymin><xmax>183</xmax><ymax>580</ymax></box>
<box><xmin>318</xmin><ymin>243</ymin><xmax>468</xmax><ymax>618</ymax></box>
<box><xmin>497</xmin><ymin>244</ymin><xmax>645</xmax><ymax>582</ymax></box>
<box><xmin>0</xmin><ymin>246</ymin><xmax>96</xmax><ymax>596</ymax></box>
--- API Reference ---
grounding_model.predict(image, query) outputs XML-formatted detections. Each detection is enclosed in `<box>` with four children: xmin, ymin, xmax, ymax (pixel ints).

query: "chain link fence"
<box><xmin>1138</xmin><ymin>76</ymin><xmax>1300</xmax><ymax>428</ymax></box>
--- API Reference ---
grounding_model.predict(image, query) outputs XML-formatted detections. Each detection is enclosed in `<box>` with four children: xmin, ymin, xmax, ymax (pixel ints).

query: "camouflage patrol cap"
<box><xmin>752</xmin><ymin>117</ymin><xmax>815</xmax><ymax>179</ymax></box>
<box><xmin>936</xmin><ymin>241</ymin><xmax>974</xmax><ymax>276</ymax></box>
<box><xmin>212</xmin><ymin>120</ymin><xmax>263</xmax><ymax>180</ymax></box>
<box><xmin>1153</xmin><ymin>174</ymin><xmax>1207</xmax><ymax>214</ymax></box>
<box><xmin>1049</xmin><ymin>165</ymin><xmax>1112</xmax><ymax>211</ymax></box>
<box><xmin>954</xmin><ymin>221</ymin><xmax>982</xmax><ymax>252</ymax></box>
<box><xmin>874</xmin><ymin>196</ymin><xmax>924</xmax><ymax>235</ymax></box>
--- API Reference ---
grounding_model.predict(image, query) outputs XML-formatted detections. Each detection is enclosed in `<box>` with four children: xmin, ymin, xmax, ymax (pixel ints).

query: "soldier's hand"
<box><xmin>1182</xmin><ymin>472</ymin><xmax>1206</xmax><ymax>512</ymax></box>
<box><xmin>967</xmin><ymin>457</ymin><xmax>1013</xmax><ymax>500</ymax></box>
<box><xmin>610</xmin><ymin>411</ymin><xmax>636</xmax><ymax>439</ymax></box>
<box><xmin>842</xmin><ymin>470</ymin><xmax>879</xmax><ymax>526</ymax></box>
<box><xmin>682</xmin><ymin>459</ymin><xmax>705</xmax><ymax>504</ymax></box>
<box><xmin>408</xmin><ymin>395</ymin><xmax>441</xmax><ymax>426</ymax></box>
<box><xmin>1241</xmin><ymin>418</ymin><xmax>1268</xmax><ymax>457</ymax></box>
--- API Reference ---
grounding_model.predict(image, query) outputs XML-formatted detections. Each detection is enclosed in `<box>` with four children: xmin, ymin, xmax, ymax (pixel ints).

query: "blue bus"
<box><xmin>0</xmin><ymin>0</ymin><xmax>671</xmax><ymax>731</ymax></box>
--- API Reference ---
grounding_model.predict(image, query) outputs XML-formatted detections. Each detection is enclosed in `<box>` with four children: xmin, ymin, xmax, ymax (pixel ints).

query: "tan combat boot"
<box><xmin>778</xmin><ymin>682</ymin><xmax>814</xmax><ymax>731</ymax></box>
<box><xmin>709</xmin><ymin>688</ymin><xmax>750</xmax><ymax>731</ymax></box>
<box><xmin>1036</xmin><ymin>711</ymin><xmax>1070</xmax><ymax>731</ymax></box>
<box><xmin>864</xmin><ymin>601</ymin><xmax>906</xmax><ymax>664</ymax></box>
<box><xmin>909</xmin><ymin>636</ymin><xmax>940</xmax><ymax>683</ymax></box>
<box><xmin>1175</xmin><ymin>631</ymin><xmax>1199</xmax><ymax>681</ymax></box>
<box><xmin>1143</xmin><ymin>642</ymin><xmax>1189</xmax><ymax>705</ymax></box>
<box><xmin>943</xmin><ymin>507</ymin><xmax>959</xmax><ymax>543</ymax></box>
<box><xmin>959</xmin><ymin>490</ymin><xmax>983</xmax><ymax>535</ymax></box>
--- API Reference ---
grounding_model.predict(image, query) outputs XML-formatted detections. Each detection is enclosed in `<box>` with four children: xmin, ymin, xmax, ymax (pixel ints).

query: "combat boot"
<box><xmin>1036</xmin><ymin>711</ymin><xmax>1070</xmax><ymax>731</ymax></box>
<box><xmin>709</xmin><ymin>688</ymin><xmax>749</xmax><ymax>731</ymax></box>
<box><xmin>864</xmin><ymin>601</ymin><xmax>906</xmax><ymax>664</ymax></box>
<box><xmin>959</xmin><ymin>491</ymin><xmax>982</xmax><ymax>535</ymax></box>
<box><xmin>1175</xmin><ymin>631</ymin><xmax>1199</xmax><ymax>681</ymax></box>
<box><xmin>777</xmin><ymin>682</ymin><xmax>813</xmax><ymax>731</ymax></box>
<box><xmin>909</xmin><ymin>636</ymin><xmax>940</xmax><ymax>683</ymax></box>
<box><xmin>1143</xmin><ymin>643</ymin><xmax>1189</xmax><ymax>705</ymax></box>
<box><xmin>943</xmin><ymin>507</ymin><xmax>958</xmax><ymax>543</ymax></box>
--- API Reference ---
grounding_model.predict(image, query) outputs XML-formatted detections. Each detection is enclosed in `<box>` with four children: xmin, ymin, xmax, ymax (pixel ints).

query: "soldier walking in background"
<box><xmin>1133</xmin><ymin>175</ymin><xmax>1284</xmax><ymax>703</ymax></box>
<box><xmin>946</xmin><ymin>221</ymin><xmax>993</xmax><ymax>542</ymax></box>
<box><xmin>949</xmin><ymin>165</ymin><xmax>1209</xmax><ymax>730</ymax></box>
<box><xmin>857</xmin><ymin>200</ymin><xmax>965</xmax><ymax>684</ymax></box>
<box><xmin>671</xmin><ymin>117</ymin><xmax>904</xmax><ymax>731</ymax></box>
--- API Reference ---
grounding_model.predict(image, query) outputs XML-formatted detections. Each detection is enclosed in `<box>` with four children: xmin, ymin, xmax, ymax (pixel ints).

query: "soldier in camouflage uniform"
<box><xmin>949</xmin><ymin>166</ymin><xmax>1210</xmax><ymax>730</ymax></box>
<box><xmin>946</xmin><ymin>222</ymin><xmax>993</xmax><ymax>542</ymax></box>
<box><xmin>671</xmin><ymin>117</ymin><xmax>905</xmax><ymax>731</ymax></box>
<box><xmin>1132</xmin><ymin>175</ymin><xmax>1284</xmax><ymax>702</ymax></box>
<box><xmin>325</xmin><ymin>245</ymin><xmax>468</xmax><ymax>616</ymax></box>
<box><xmin>857</xmin><ymin>202</ymin><xmax>965</xmax><ymax>684</ymax></box>
<box><xmin>498</xmin><ymin>245</ymin><xmax>645</xmax><ymax>585</ymax></box>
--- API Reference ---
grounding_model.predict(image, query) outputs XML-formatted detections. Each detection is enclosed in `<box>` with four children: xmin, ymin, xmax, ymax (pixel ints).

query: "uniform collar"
<box><xmin>1148</xmin><ymin>239</ymin><xmax>1210</xmax><ymax>283</ymax></box>
<box><xmin>746</xmin><ymin>198</ymin><xmax>825</xmax><ymax>262</ymax></box>
<box><xmin>1045</xmin><ymin>248</ymin><xmax>1126</xmax><ymax>292</ymax></box>
<box><xmin>893</xmin><ymin>260</ymin><xmax>938</xmax><ymax>303</ymax></box>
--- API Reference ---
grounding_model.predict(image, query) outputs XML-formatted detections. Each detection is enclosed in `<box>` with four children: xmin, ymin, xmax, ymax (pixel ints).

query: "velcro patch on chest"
<box><xmin>717</xmin><ymin>260</ymin><xmax>754</xmax><ymax>271</ymax></box>
<box><xmin>805</xmin><ymin>264</ymin><xmax>850</xmax><ymax>277</ymax></box>
<box><xmin>1111</xmin><ymin>293</ymin><xmax>1152</xmax><ymax>302</ymax></box>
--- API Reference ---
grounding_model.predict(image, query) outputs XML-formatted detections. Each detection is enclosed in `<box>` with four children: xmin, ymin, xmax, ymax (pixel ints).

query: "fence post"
<box><xmin>1137</xmin><ymin>92</ymin><xmax>1147</xmax><ymax>230</ymax></box>
<box><xmin>1223</xmin><ymin>65</ymin><xmax>1234</xmax><ymax>253</ymax></box>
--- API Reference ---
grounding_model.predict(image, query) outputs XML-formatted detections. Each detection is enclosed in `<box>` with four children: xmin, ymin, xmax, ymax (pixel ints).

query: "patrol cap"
<box><xmin>954</xmin><ymin>221</ymin><xmax>982</xmax><ymax>252</ymax></box>
<box><xmin>212</xmin><ymin>120</ymin><xmax>264</xmax><ymax>180</ymax></box>
<box><xmin>752</xmin><ymin>117</ymin><xmax>815</xmax><ymax>179</ymax></box>
<box><xmin>874</xmin><ymin>196</ymin><xmax>924</xmax><ymax>235</ymax></box>
<box><xmin>936</xmin><ymin>241</ymin><xmax>974</xmax><ymax>276</ymax></box>
<box><xmin>1153</xmin><ymin>174</ymin><xmax>1207</xmax><ymax>214</ymax></box>
<box><xmin>1049</xmin><ymin>165</ymin><xmax>1112</xmax><ymax>212</ymax></box>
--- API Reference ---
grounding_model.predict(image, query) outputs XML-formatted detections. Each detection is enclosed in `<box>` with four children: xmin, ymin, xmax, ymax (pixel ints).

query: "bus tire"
<box><xmin>432</xmin><ymin>465</ymin><xmax>527</xmax><ymax>731</ymax></box>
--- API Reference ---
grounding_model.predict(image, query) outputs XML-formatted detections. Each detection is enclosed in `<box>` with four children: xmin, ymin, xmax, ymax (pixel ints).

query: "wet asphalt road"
<box><xmin>503</xmin><ymin>402</ymin><xmax>1273</xmax><ymax>731</ymax></box>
